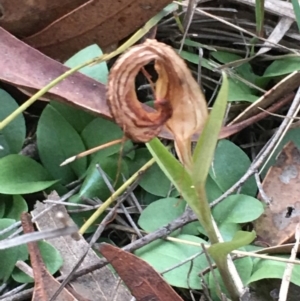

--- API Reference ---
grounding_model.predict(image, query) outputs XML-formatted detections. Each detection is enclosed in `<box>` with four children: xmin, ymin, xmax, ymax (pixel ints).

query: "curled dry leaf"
<box><xmin>107</xmin><ymin>39</ymin><xmax>208</xmax><ymax>167</ymax></box>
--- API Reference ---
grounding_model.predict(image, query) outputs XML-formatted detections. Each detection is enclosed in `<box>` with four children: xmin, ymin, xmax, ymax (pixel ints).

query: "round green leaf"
<box><xmin>138</xmin><ymin>197</ymin><xmax>185</xmax><ymax>232</ymax></box>
<box><xmin>37</xmin><ymin>105</ymin><xmax>87</xmax><ymax>184</ymax></box>
<box><xmin>212</xmin><ymin>194</ymin><xmax>264</xmax><ymax>225</ymax></box>
<box><xmin>64</xmin><ymin>44</ymin><xmax>108</xmax><ymax>84</ymax></box>
<box><xmin>69</xmin><ymin>154</ymin><xmax>128</xmax><ymax>232</ymax></box>
<box><xmin>50</xmin><ymin>101</ymin><xmax>95</xmax><ymax>134</ymax></box>
<box><xmin>0</xmin><ymin>89</ymin><xmax>26</xmax><ymax>158</ymax></box>
<box><xmin>0</xmin><ymin>194</ymin><xmax>8</xmax><ymax>218</ymax></box>
<box><xmin>0</xmin><ymin>218</ymin><xmax>21</xmax><ymax>281</ymax></box>
<box><xmin>248</xmin><ymin>257</ymin><xmax>300</xmax><ymax>286</ymax></box>
<box><xmin>130</xmin><ymin>148</ymin><xmax>178</xmax><ymax>197</ymax></box>
<box><xmin>135</xmin><ymin>234</ymin><xmax>208</xmax><ymax>289</ymax></box>
<box><xmin>0</xmin><ymin>155</ymin><xmax>56</xmax><ymax>194</ymax></box>
<box><xmin>4</xmin><ymin>195</ymin><xmax>28</xmax><ymax>220</ymax></box>
<box><xmin>138</xmin><ymin>197</ymin><xmax>199</xmax><ymax>235</ymax></box>
<box><xmin>12</xmin><ymin>241</ymin><xmax>63</xmax><ymax>283</ymax></box>
<box><xmin>81</xmin><ymin>118</ymin><xmax>134</xmax><ymax>161</ymax></box>
<box><xmin>210</xmin><ymin>140</ymin><xmax>256</xmax><ymax>196</ymax></box>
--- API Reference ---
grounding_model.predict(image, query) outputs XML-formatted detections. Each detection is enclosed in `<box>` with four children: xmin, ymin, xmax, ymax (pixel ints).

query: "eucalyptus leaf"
<box><xmin>37</xmin><ymin>105</ymin><xmax>87</xmax><ymax>184</ymax></box>
<box><xmin>135</xmin><ymin>234</ymin><xmax>208</xmax><ymax>289</ymax></box>
<box><xmin>0</xmin><ymin>155</ymin><xmax>56</xmax><ymax>194</ymax></box>
<box><xmin>212</xmin><ymin>194</ymin><xmax>264</xmax><ymax>225</ymax></box>
<box><xmin>12</xmin><ymin>241</ymin><xmax>63</xmax><ymax>283</ymax></box>
<box><xmin>0</xmin><ymin>89</ymin><xmax>26</xmax><ymax>158</ymax></box>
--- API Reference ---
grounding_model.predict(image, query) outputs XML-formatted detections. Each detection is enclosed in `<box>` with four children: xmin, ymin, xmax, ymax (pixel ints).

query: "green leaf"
<box><xmin>129</xmin><ymin>148</ymin><xmax>178</xmax><ymax>197</ymax></box>
<box><xmin>64</xmin><ymin>44</ymin><xmax>108</xmax><ymax>84</ymax></box>
<box><xmin>208</xmin><ymin>231</ymin><xmax>256</xmax><ymax>259</ymax></box>
<box><xmin>0</xmin><ymin>219</ymin><xmax>21</xmax><ymax>281</ymax></box>
<box><xmin>135</xmin><ymin>234</ymin><xmax>208</xmax><ymax>289</ymax></box>
<box><xmin>227</xmin><ymin>79</ymin><xmax>257</xmax><ymax>102</ymax></box>
<box><xmin>183</xmin><ymin>38</ymin><xmax>216</xmax><ymax>51</ymax></box>
<box><xmin>4</xmin><ymin>195</ymin><xmax>28</xmax><ymax>220</ymax></box>
<box><xmin>81</xmin><ymin>117</ymin><xmax>134</xmax><ymax>161</ymax></box>
<box><xmin>218</xmin><ymin>223</ymin><xmax>241</xmax><ymax>241</ymax></box>
<box><xmin>192</xmin><ymin>73</ymin><xmax>229</xmax><ymax>189</ymax></box>
<box><xmin>207</xmin><ymin>231</ymin><xmax>255</xmax><ymax>299</ymax></box>
<box><xmin>261</xmin><ymin>128</ymin><xmax>300</xmax><ymax>178</ymax></box>
<box><xmin>12</xmin><ymin>241</ymin><xmax>63</xmax><ymax>283</ymax></box>
<box><xmin>212</xmin><ymin>194</ymin><xmax>264</xmax><ymax>225</ymax></box>
<box><xmin>292</xmin><ymin>0</ymin><xmax>300</xmax><ymax>32</ymax></box>
<box><xmin>50</xmin><ymin>45</ymin><xmax>109</xmax><ymax>133</ymax></box>
<box><xmin>37</xmin><ymin>105</ymin><xmax>87</xmax><ymax>184</ymax></box>
<box><xmin>0</xmin><ymin>89</ymin><xmax>26</xmax><ymax>158</ymax></box>
<box><xmin>69</xmin><ymin>154</ymin><xmax>128</xmax><ymax>232</ymax></box>
<box><xmin>263</xmin><ymin>57</ymin><xmax>300</xmax><ymax>77</ymax></box>
<box><xmin>0</xmin><ymin>194</ymin><xmax>7</xmax><ymax>218</ymax></box>
<box><xmin>138</xmin><ymin>197</ymin><xmax>199</xmax><ymax>235</ymax></box>
<box><xmin>208</xmin><ymin>256</ymin><xmax>253</xmax><ymax>300</ymax></box>
<box><xmin>50</xmin><ymin>101</ymin><xmax>95</xmax><ymax>134</ymax></box>
<box><xmin>211</xmin><ymin>51</ymin><xmax>257</xmax><ymax>83</ymax></box>
<box><xmin>79</xmin><ymin>153</ymin><xmax>128</xmax><ymax>200</ymax></box>
<box><xmin>146</xmin><ymin>139</ymin><xmax>201</xmax><ymax>218</ymax></box>
<box><xmin>179</xmin><ymin>50</ymin><xmax>213</xmax><ymax>70</ymax></box>
<box><xmin>0</xmin><ymin>155</ymin><xmax>56</xmax><ymax>194</ymax></box>
<box><xmin>210</xmin><ymin>139</ymin><xmax>256</xmax><ymax>196</ymax></box>
<box><xmin>248</xmin><ymin>257</ymin><xmax>300</xmax><ymax>286</ymax></box>
<box><xmin>206</xmin><ymin>175</ymin><xmax>223</xmax><ymax>203</ymax></box>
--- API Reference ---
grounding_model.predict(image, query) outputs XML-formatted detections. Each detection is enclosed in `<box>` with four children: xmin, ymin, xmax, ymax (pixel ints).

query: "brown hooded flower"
<box><xmin>107</xmin><ymin>39</ymin><xmax>208</xmax><ymax>168</ymax></box>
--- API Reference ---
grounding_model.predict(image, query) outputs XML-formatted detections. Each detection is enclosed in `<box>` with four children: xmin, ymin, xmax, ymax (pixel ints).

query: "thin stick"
<box><xmin>279</xmin><ymin>224</ymin><xmax>300</xmax><ymax>301</ymax></box>
<box><xmin>79</xmin><ymin>158</ymin><xmax>156</xmax><ymax>234</ymax></box>
<box><xmin>60</xmin><ymin>138</ymin><xmax>124</xmax><ymax>166</ymax></box>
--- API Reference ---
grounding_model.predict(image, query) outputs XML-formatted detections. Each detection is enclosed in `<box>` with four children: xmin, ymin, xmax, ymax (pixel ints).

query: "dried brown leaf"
<box><xmin>32</xmin><ymin>198</ymin><xmax>132</xmax><ymax>301</ymax></box>
<box><xmin>0</xmin><ymin>0</ymin><xmax>88</xmax><ymax>38</ymax></box>
<box><xmin>254</xmin><ymin>142</ymin><xmax>300</xmax><ymax>246</ymax></box>
<box><xmin>99</xmin><ymin>243</ymin><xmax>184</xmax><ymax>301</ymax></box>
<box><xmin>23</xmin><ymin>0</ymin><xmax>173</xmax><ymax>61</ymax></box>
<box><xmin>20</xmin><ymin>212</ymin><xmax>80</xmax><ymax>301</ymax></box>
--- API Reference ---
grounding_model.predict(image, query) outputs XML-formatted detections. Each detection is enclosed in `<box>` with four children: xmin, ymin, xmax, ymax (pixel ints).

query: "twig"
<box><xmin>279</xmin><ymin>224</ymin><xmax>300</xmax><ymax>301</ymax></box>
